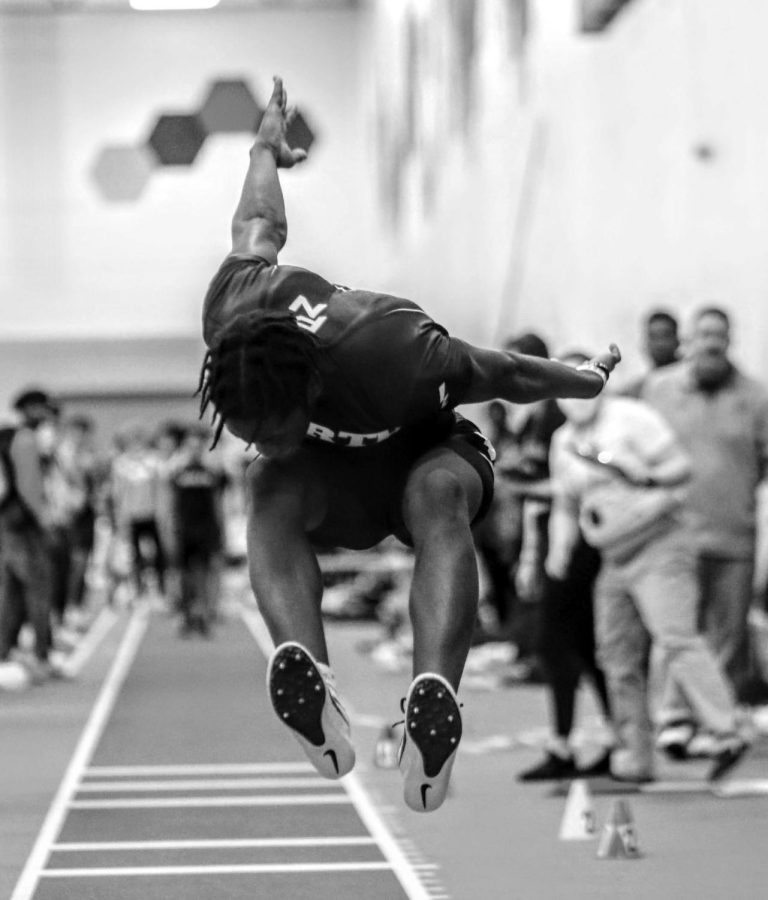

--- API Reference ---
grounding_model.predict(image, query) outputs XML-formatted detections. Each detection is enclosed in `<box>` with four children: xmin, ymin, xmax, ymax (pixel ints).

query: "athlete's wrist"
<box><xmin>251</xmin><ymin>136</ymin><xmax>280</xmax><ymax>163</ymax></box>
<box><xmin>576</xmin><ymin>361</ymin><xmax>608</xmax><ymax>390</ymax></box>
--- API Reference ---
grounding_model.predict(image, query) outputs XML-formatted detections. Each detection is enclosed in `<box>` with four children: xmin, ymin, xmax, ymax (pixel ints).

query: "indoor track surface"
<box><xmin>2</xmin><ymin>589</ymin><xmax>767</xmax><ymax>900</ymax></box>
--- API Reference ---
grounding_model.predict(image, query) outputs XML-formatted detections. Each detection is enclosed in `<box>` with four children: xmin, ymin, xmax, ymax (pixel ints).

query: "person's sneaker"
<box><xmin>708</xmin><ymin>735</ymin><xmax>750</xmax><ymax>783</ymax></box>
<box><xmin>0</xmin><ymin>660</ymin><xmax>31</xmax><ymax>691</ymax></box>
<box><xmin>267</xmin><ymin>642</ymin><xmax>355</xmax><ymax>779</ymax></box>
<box><xmin>576</xmin><ymin>748</ymin><xmax>613</xmax><ymax>778</ymax></box>
<box><xmin>518</xmin><ymin>751</ymin><xmax>578</xmax><ymax>782</ymax></box>
<box><xmin>686</xmin><ymin>730</ymin><xmax>719</xmax><ymax>758</ymax></box>
<box><xmin>398</xmin><ymin>673</ymin><xmax>462</xmax><ymax>813</ymax></box>
<box><xmin>656</xmin><ymin>720</ymin><xmax>696</xmax><ymax>761</ymax></box>
<box><xmin>609</xmin><ymin>771</ymin><xmax>655</xmax><ymax>785</ymax></box>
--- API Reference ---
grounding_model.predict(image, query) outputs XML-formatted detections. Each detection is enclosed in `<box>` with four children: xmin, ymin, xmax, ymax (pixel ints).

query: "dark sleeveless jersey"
<box><xmin>202</xmin><ymin>255</ymin><xmax>476</xmax><ymax>448</ymax></box>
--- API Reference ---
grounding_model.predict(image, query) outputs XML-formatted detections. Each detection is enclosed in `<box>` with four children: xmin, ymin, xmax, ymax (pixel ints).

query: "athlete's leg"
<box><xmin>245</xmin><ymin>456</ymin><xmax>329</xmax><ymax>660</ymax></box>
<box><xmin>401</xmin><ymin>447</ymin><xmax>484</xmax><ymax>690</ymax></box>
<box><xmin>397</xmin><ymin>447</ymin><xmax>484</xmax><ymax>810</ymax></box>
<box><xmin>246</xmin><ymin>456</ymin><xmax>355</xmax><ymax>778</ymax></box>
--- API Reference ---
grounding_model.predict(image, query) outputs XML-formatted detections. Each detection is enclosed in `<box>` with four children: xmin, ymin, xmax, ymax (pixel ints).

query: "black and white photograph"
<box><xmin>1</xmin><ymin>0</ymin><xmax>767</xmax><ymax>897</ymax></box>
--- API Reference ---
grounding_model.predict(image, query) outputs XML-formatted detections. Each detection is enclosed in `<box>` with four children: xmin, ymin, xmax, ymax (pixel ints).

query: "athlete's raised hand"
<box><xmin>256</xmin><ymin>76</ymin><xmax>308</xmax><ymax>169</ymax></box>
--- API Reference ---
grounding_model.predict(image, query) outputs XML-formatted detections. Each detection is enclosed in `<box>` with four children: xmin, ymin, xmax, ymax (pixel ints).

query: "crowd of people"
<box><xmin>470</xmin><ymin>306</ymin><xmax>767</xmax><ymax>784</ymax></box>
<box><xmin>0</xmin><ymin>387</ymin><xmax>241</xmax><ymax>691</ymax></box>
<box><xmin>331</xmin><ymin>305</ymin><xmax>768</xmax><ymax>788</ymax></box>
<box><xmin>1</xmin><ymin>314</ymin><xmax>765</xmax><ymax>792</ymax></box>
<box><xmin>2</xmin><ymin>305</ymin><xmax>765</xmax><ymax>801</ymax></box>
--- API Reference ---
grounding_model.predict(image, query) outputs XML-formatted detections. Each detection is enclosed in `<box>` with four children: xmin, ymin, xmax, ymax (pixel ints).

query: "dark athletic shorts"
<box><xmin>290</xmin><ymin>412</ymin><xmax>495</xmax><ymax>550</ymax></box>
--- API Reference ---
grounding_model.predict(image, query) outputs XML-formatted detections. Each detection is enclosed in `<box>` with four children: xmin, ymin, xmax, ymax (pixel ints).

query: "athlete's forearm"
<box><xmin>231</xmin><ymin>139</ymin><xmax>287</xmax><ymax>255</ymax></box>
<box><xmin>499</xmin><ymin>353</ymin><xmax>605</xmax><ymax>402</ymax></box>
<box><xmin>460</xmin><ymin>345</ymin><xmax>605</xmax><ymax>404</ymax></box>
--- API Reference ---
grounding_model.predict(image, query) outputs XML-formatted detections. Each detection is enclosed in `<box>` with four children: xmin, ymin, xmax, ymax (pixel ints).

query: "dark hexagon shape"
<box><xmin>90</xmin><ymin>144</ymin><xmax>157</xmax><ymax>202</ymax></box>
<box><xmin>199</xmin><ymin>79</ymin><xmax>263</xmax><ymax>135</ymax></box>
<box><xmin>147</xmin><ymin>113</ymin><xmax>207</xmax><ymax>166</ymax></box>
<box><xmin>286</xmin><ymin>109</ymin><xmax>316</xmax><ymax>155</ymax></box>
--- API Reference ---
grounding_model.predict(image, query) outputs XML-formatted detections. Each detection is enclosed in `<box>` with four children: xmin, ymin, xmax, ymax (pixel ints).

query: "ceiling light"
<box><xmin>130</xmin><ymin>0</ymin><xmax>221</xmax><ymax>10</ymax></box>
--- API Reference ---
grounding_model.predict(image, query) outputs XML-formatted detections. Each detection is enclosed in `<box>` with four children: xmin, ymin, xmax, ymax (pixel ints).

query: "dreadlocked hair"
<box><xmin>196</xmin><ymin>310</ymin><xmax>321</xmax><ymax>449</ymax></box>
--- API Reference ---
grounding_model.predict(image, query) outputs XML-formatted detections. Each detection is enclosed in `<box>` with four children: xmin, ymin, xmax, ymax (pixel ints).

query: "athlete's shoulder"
<box><xmin>202</xmin><ymin>254</ymin><xmax>336</xmax><ymax>346</ymax></box>
<box><xmin>206</xmin><ymin>253</ymin><xmax>273</xmax><ymax>294</ymax></box>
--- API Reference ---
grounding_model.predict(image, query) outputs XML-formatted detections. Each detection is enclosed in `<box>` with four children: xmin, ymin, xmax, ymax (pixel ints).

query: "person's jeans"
<box><xmin>0</xmin><ymin>525</ymin><xmax>53</xmax><ymax>662</ymax></box>
<box><xmin>699</xmin><ymin>554</ymin><xmax>755</xmax><ymax>701</ymax></box>
<box><xmin>595</xmin><ymin>531</ymin><xmax>737</xmax><ymax>777</ymax></box>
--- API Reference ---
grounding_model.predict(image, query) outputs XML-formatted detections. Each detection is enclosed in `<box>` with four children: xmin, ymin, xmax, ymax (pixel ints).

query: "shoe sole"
<box><xmin>400</xmin><ymin>674</ymin><xmax>461</xmax><ymax>813</ymax></box>
<box><xmin>267</xmin><ymin>643</ymin><xmax>355</xmax><ymax>780</ymax></box>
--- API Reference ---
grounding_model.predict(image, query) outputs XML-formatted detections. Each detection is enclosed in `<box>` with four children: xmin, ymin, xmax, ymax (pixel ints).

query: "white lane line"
<box><xmin>715</xmin><ymin>779</ymin><xmax>768</xmax><ymax>798</ymax></box>
<box><xmin>84</xmin><ymin>762</ymin><xmax>314</xmax><ymax>777</ymax></box>
<box><xmin>42</xmin><ymin>862</ymin><xmax>392</xmax><ymax>878</ymax></box>
<box><xmin>637</xmin><ymin>779</ymin><xmax>768</xmax><ymax>796</ymax></box>
<box><xmin>640</xmin><ymin>780</ymin><xmax>711</xmax><ymax>794</ymax></box>
<box><xmin>52</xmin><ymin>837</ymin><xmax>378</xmax><ymax>852</ymax></box>
<box><xmin>68</xmin><ymin>794</ymin><xmax>350</xmax><ymax>809</ymax></box>
<box><xmin>11</xmin><ymin>607</ymin><xmax>149</xmax><ymax>900</ymax></box>
<box><xmin>77</xmin><ymin>777</ymin><xmax>331</xmax><ymax>792</ymax></box>
<box><xmin>63</xmin><ymin>607</ymin><xmax>120</xmax><ymax>678</ymax></box>
<box><xmin>239</xmin><ymin>603</ymin><xmax>433</xmax><ymax>900</ymax></box>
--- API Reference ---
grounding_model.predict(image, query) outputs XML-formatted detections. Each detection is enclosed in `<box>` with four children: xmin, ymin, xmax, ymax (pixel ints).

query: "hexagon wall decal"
<box><xmin>91</xmin><ymin>77</ymin><xmax>318</xmax><ymax>202</ymax></box>
<box><xmin>286</xmin><ymin>109</ymin><xmax>316</xmax><ymax>155</ymax></box>
<box><xmin>147</xmin><ymin>113</ymin><xmax>207</xmax><ymax>166</ymax></box>
<box><xmin>199</xmin><ymin>79</ymin><xmax>263</xmax><ymax>135</ymax></box>
<box><xmin>91</xmin><ymin>144</ymin><xmax>157</xmax><ymax>203</ymax></box>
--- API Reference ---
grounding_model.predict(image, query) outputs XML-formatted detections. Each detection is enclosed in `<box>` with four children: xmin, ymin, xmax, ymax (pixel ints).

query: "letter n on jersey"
<box><xmin>290</xmin><ymin>295</ymin><xmax>328</xmax><ymax>334</ymax></box>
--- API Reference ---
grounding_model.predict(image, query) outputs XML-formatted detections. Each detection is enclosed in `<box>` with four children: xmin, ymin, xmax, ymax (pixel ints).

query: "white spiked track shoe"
<box><xmin>267</xmin><ymin>641</ymin><xmax>355</xmax><ymax>779</ymax></box>
<box><xmin>399</xmin><ymin>672</ymin><xmax>462</xmax><ymax>812</ymax></box>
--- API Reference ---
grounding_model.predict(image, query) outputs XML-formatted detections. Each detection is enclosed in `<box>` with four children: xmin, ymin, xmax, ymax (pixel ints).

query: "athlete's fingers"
<box><xmin>592</xmin><ymin>344</ymin><xmax>621</xmax><ymax>373</ymax></box>
<box><xmin>285</xmin><ymin>105</ymin><xmax>297</xmax><ymax>126</ymax></box>
<box><xmin>291</xmin><ymin>147</ymin><xmax>308</xmax><ymax>164</ymax></box>
<box><xmin>269</xmin><ymin>76</ymin><xmax>284</xmax><ymax>111</ymax></box>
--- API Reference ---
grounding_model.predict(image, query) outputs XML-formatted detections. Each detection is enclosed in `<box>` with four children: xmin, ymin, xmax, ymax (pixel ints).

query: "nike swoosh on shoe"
<box><xmin>324</xmin><ymin>749</ymin><xmax>339</xmax><ymax>775</ymax></box>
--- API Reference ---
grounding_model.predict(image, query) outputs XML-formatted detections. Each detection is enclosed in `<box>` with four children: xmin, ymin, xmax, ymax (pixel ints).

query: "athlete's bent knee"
<box><xmin>405</xmin><ymin>468</ymin><xmax>471</xmax><ymax>527</ymax></box>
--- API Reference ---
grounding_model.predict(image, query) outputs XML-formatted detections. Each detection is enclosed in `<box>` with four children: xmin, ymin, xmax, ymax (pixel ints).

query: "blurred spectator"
<box><xmin>620</xmin><ymin>309</ymin><xmax>680</xmax><ymax>399</ymax></box>
<box><xmin>551</xmin><ymin>354</ymin><xmax>748</xmax><ymax>783</ymax></box>
<box><xmin>517</xmin><ymin>533</ymin><xmax>613</xmax><ymax>781</ymax></box>
<box><xmin>169</xmin><ymin>426</ymin><xmax>227</xmax><ymax>636</ymax></box>
<box><xmin>110</xmin><ymin>425</ymin><xmax>166</xmax><ymax>597</ymax></box>
<box><xmin>643</xmin><ymin>307</ymin><xmax>768</xmax><ymax>705</ymax></box>
<box><xmin>499</xmin><ymin>332</ymin><xmax>565</xmax><ymax>673</ymax></box>
<box><xmin>0</xmin><ymin>388</ymin><xmax>57</xmax><ymax>683</ymax></box>
<box><xmin>39</xmin><ymin>401</ymin><xmax>73</xmax><ymax>628</ymax></box>
<box><xmin>57</xmin><ymin>415</ymin><xmax>100</xmax><ymax>625</ymax></box>
<box><xmin>154</xmin><ymin>421</ymin><xmax>188</xmax><ymax>606</ymax></box>
<box><xmin>473</xmin><ymin>400</ymin><xmax>520</xmax><ymax>632</ymax></box>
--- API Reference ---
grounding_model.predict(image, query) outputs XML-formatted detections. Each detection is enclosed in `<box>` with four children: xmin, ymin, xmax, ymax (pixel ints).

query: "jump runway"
<box><xmin>10</xmin><ymin>606</ymin><xmax>433</xmax><ymax>900</ymax></box>
<box><xmin>6</xmin><ymin>598</ymin><xmax>768</xmax><ymax>900</ymax></box>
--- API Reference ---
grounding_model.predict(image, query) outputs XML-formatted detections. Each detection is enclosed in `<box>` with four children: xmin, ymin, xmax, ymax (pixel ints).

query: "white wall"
<box><xmin>4</xmin><ymin>0</ymin><xmax>768</xmax><ymax>413</ymax></box>
<box><xmin>0</xmin><ymin>8</ymin><xmax>381</xmax><ymax>344</ymax></box>
<box><xmin>365</xmin><ymin>0</ymin><xmax>768</xmax><ymax>386</ymax></box>
<box><xmin>365</xmin><ymin>0</ymin><xmax>531</xmax><ymax>348</ymax></box>
<box><xmin>511</xmin><ymin>0</ymin><xmax>768</xmax><ymax>381</ymax></box>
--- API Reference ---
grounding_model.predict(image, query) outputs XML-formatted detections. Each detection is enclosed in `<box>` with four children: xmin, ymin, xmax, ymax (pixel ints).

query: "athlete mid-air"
<box><xmin>199</xmin><ymin>76</ymin><xmax>621</xmax><ymax>812</ymax></box>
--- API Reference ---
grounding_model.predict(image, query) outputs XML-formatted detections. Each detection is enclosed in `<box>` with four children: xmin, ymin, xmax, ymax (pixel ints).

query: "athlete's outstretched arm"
<box><xmin>457</xmin><ymin>342</ymin><xmax>621</xmax><ymax>404</ymax></box>
<box><xmin>230</xmin><ymin>76</ymin><xmax>307</xmax><ymax>262</ymax></box>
